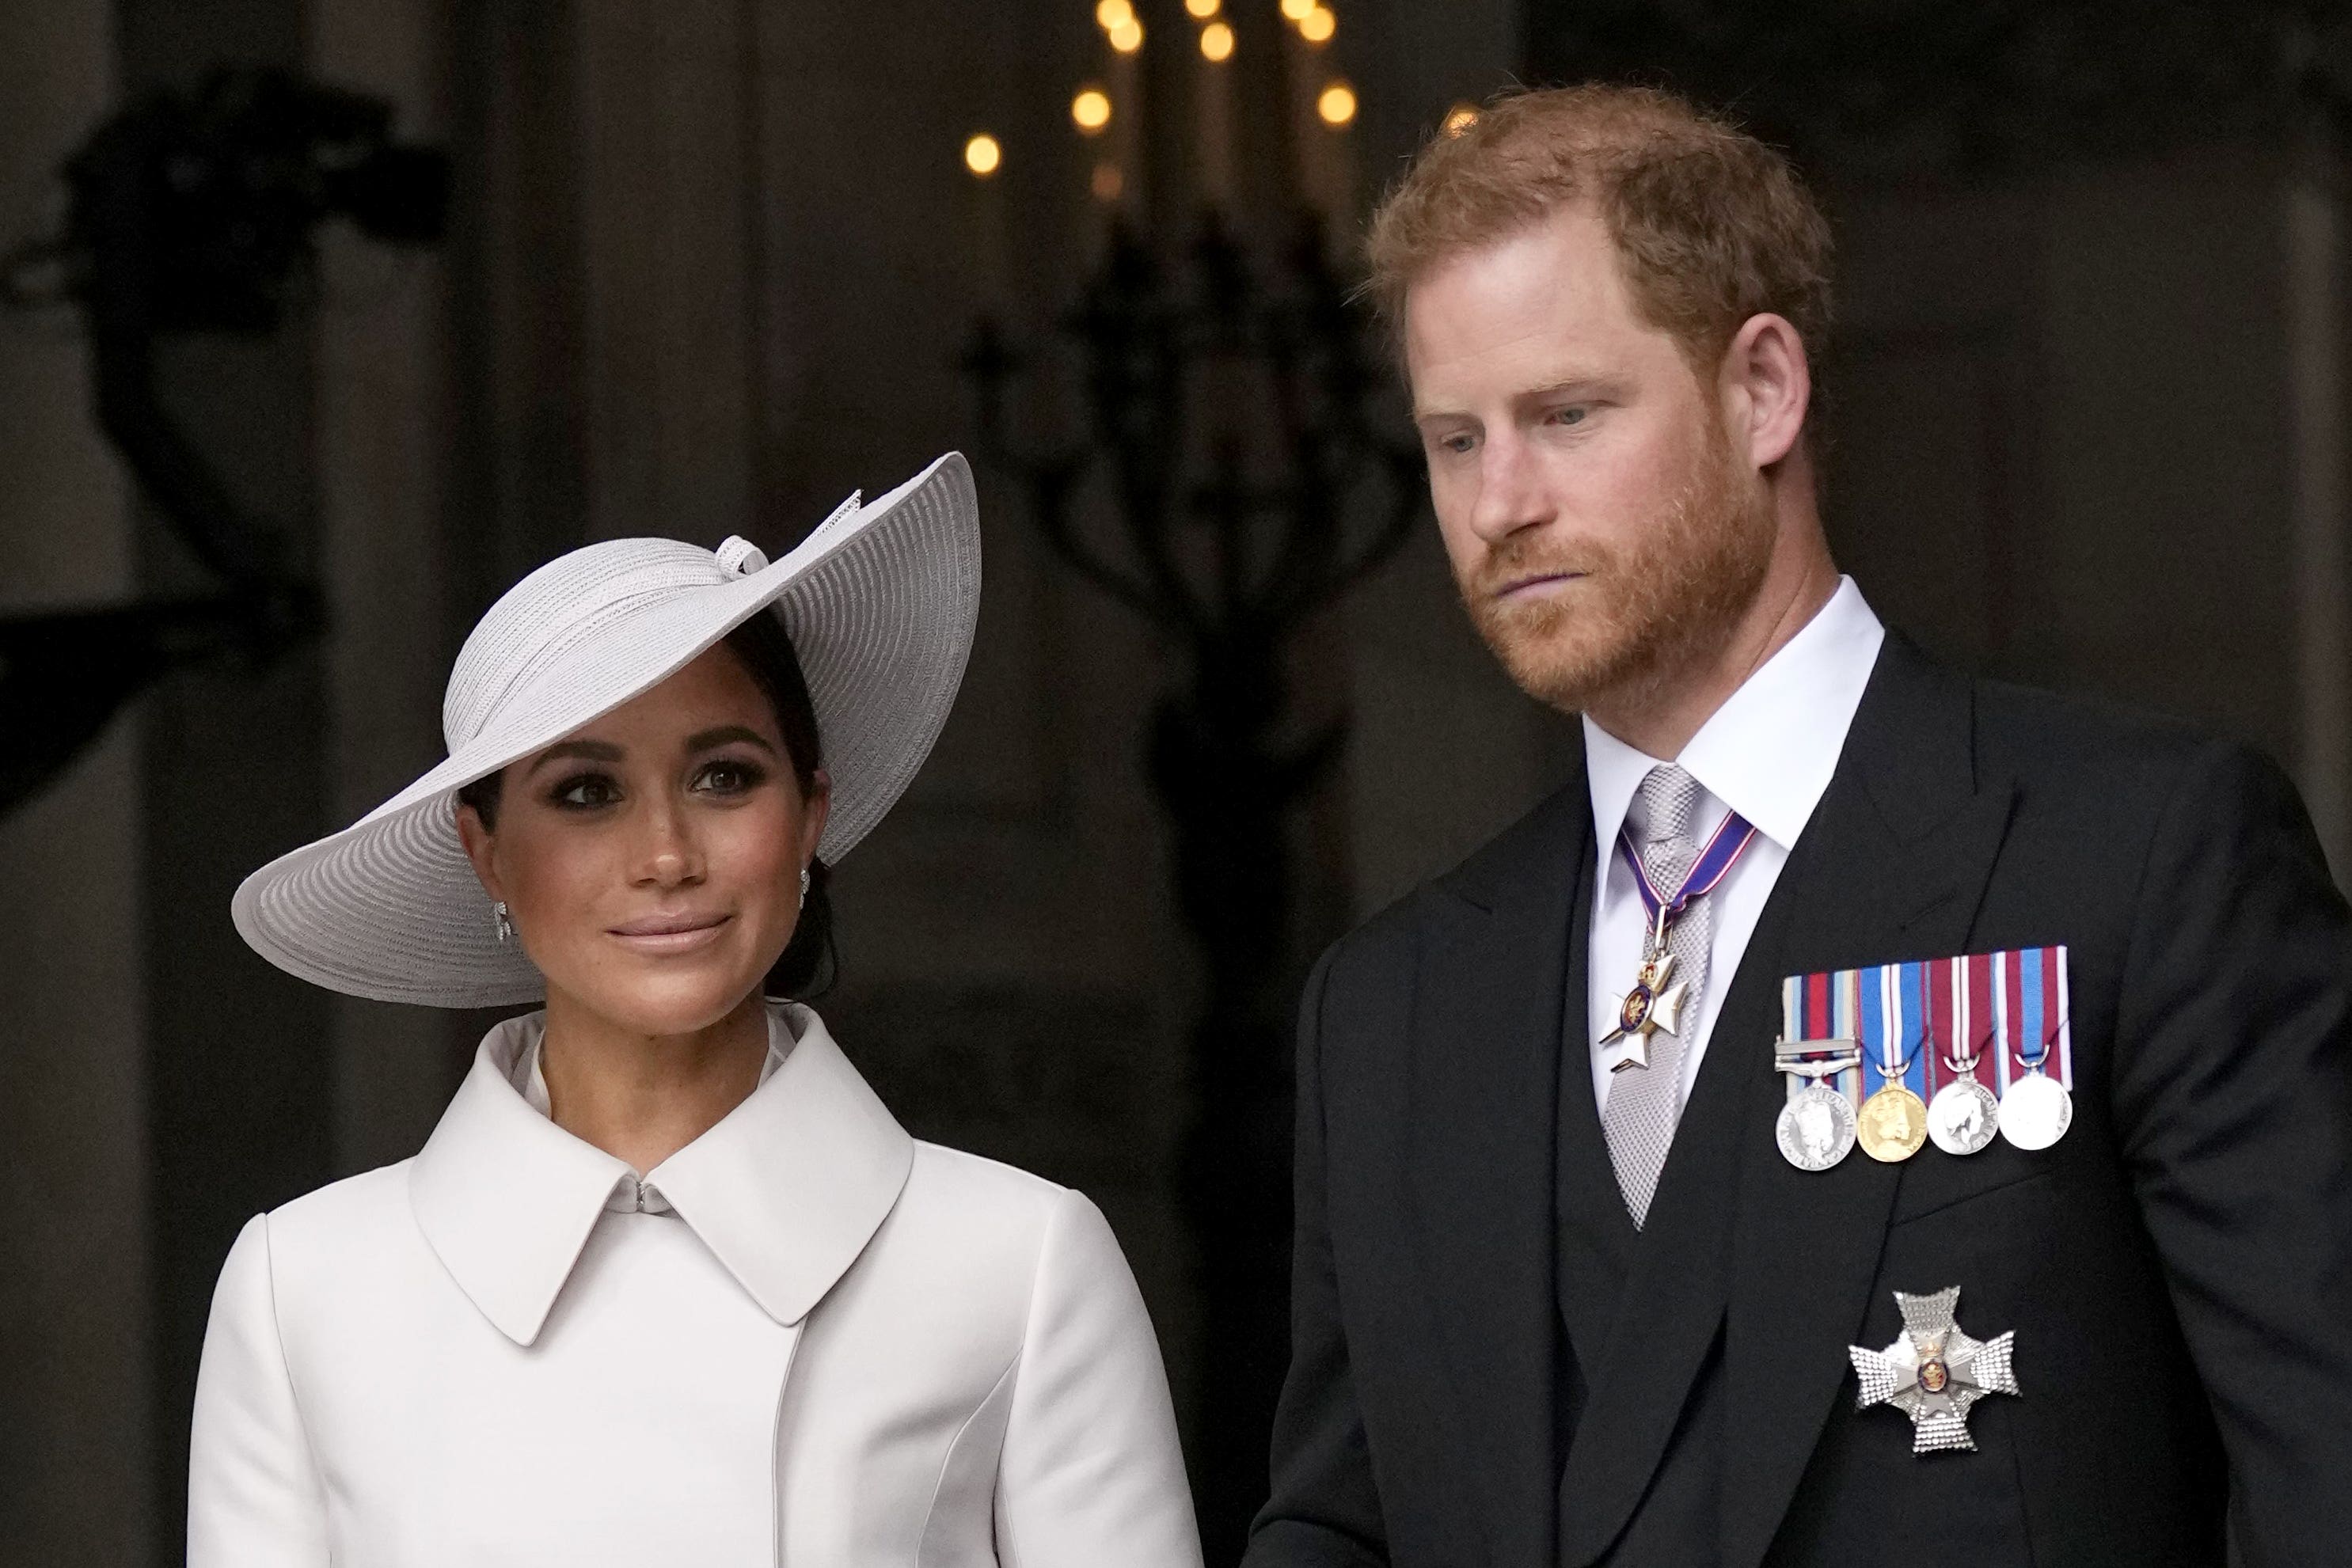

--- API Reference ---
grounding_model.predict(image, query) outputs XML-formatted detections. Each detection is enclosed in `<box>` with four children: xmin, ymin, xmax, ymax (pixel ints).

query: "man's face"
<box><xmin>1405</xmin><ymin>204</ymin><xmax>1775</xmax><ymax>716</ymax></box>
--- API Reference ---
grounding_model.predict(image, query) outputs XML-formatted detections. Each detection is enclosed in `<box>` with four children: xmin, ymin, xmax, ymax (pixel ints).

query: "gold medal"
<box><xmin>1856</xmin><ymin>1084</ymin><xmax>1928</xmax><ymax>1162</ymax></box>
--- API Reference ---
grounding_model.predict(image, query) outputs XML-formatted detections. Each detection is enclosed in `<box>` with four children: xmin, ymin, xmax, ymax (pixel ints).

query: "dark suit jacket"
<box><xmin>1241</xmin><ymin>635</ymin><xmax>2352</xmax><ymax>1567</ymax></box>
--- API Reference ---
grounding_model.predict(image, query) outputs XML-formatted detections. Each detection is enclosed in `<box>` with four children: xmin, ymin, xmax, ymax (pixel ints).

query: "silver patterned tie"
<box><xmin>1602</xmin><ymin>764</ymin><xmax>1712</xmax><ymax>1228</ymax></box>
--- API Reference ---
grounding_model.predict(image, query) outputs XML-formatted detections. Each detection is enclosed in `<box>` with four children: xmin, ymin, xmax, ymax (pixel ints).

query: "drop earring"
<box><xmin>493</xmin><ymin>901</ymin><xmax>513</xmax><ymax>943</ymax></box>
<box><xmin>797</xmin><ymin>867</ymin><xmax>810</xmax><ymax>909</ymax></box>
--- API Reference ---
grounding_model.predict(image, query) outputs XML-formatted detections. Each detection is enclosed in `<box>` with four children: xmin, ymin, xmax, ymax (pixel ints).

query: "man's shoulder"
<box><xmin>1318</xmin><ymin>784</ymin><xmax>1583</xmax><ymax>985</ymax></box>
<box><xmin>1963</xmin><ymin>670</ymin><xmax>2298</xmax><ymax>826</ymax></box>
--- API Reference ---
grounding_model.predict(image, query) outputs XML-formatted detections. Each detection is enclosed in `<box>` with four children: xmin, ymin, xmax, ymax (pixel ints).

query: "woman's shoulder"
<box><xmin>899</xmin><ymin>1140</ymin><xmax>1070</xmax><ymax>1230</ymax></box>
<box><xmin>222</xmin><ymin>1160</ymin><xmax>426</xmax><ymax>1293</ymax></box>
<box><xmin>884</xmin><ymin>1141</ymin><xmax>1131</xmax><ymax>1278</ymax></box>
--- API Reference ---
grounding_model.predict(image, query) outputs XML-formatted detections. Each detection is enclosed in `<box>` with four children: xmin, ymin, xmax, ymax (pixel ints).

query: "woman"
<box><xmin>192</xmin><ymin>454</ymin><xmax>1202</xmax><ymax>1566</ymax></box>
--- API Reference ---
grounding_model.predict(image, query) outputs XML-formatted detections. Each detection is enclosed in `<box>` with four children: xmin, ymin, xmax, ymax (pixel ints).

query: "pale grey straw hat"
<box><xmin>232</xmin><ymin>451</ymin><xmax>979</xmax><ymax>1008</ymax></box>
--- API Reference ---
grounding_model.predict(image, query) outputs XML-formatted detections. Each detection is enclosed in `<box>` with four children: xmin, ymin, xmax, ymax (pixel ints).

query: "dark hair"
<box><xmin>456</xmin><ymin>609</ymin><xmax>837</xmax><ymax>999</ymax></box>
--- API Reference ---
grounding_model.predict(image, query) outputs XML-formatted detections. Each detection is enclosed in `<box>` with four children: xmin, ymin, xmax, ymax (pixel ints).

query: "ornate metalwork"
<box><xmin>965</xmin><ymin>213</ymin><xmax>1422</xmax><ymax>1555</ymax></box>
<box><xmin>0</xmin><ymin>68</ymin><xmax>446</xmax><ymax>815</ymax></box>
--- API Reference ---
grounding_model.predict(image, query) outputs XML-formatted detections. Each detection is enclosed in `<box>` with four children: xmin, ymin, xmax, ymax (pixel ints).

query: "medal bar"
<box><xmin>1775</xmin><ymin>947</ymin><xmax>2075</xmax><ymax>1171</ymax></box>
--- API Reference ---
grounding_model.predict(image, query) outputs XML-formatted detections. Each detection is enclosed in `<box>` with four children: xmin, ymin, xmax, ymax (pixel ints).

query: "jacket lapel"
<box><xmin>1716</xmin><ymin>636</ymin><xmax>2015</xmax><ymax>1568</ymax></box>
<box><xmin>1553</xmin><ymin>636</ymin><xmax>2017</xmax><ymax>1567</ymax></box>
<box><xmin>1408</xmin><ymin>778</ymin><xmax>1591</xmax><ymax>1566</ymax></box>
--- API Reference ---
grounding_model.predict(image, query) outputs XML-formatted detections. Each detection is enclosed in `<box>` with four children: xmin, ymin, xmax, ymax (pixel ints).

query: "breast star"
<box><xmin>1849</xmin><ymin>1285</ymin><xmax>2020</xmax><ymax>1454</ymax></box>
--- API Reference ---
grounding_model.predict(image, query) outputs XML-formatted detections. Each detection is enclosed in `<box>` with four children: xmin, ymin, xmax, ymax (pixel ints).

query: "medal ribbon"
<box><xmin>1781</xmin><ymin>947</ymin><xmax>2074</xmax><ymax>1113</ymax></box>
<box><xmin>1860</xmin><ymin>961</ymin><xmax>1925</xmax><ymax>1102</ymax></box>
<box><xmin>1617</xmin><ymin>807</ymin><xmax>1760</xmax><ymax>944</ymax></box>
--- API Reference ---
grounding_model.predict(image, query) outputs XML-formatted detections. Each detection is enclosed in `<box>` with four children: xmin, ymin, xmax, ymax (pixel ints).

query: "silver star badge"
<box><xmin>1600</xmin><ymin>951</ymin><xmax>1689</xmax><ymax>1073</ymax></box>
<box><xmin>1849</xmin><ymin>1286</ymin><xmax>2019</xmax><ymax>1454</ymax></box>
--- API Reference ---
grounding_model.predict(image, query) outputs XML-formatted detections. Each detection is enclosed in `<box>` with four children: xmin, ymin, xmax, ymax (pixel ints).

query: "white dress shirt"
<box><xmin>512</xmin><ymin>1028</ymin><xmax>785</xmax><ymax>1214</ymax></box>
<box><xmin>188</xmin><ymin>1002</ymin><xmax>1203</xmax><ymax>1566</ymax></box>
<box><xmin>1584</xmin><ymin>578</ymin><xmax>1885</xmax><ymax>1116</ymax></box>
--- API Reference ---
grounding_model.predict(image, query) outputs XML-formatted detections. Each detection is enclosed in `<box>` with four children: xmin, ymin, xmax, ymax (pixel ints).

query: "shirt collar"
<box><xmin>409</xmin><ymin>1000</ymin><xmax>914</xmax><ymax>1346</ymax></box>
<box><xmin>511</xmin><ymin>1027</ymin><xmax>790</xmax><ymax>1216</ymax></box>
<box><xmin>1583</xmin><ymin>576</ymin><xmax>1885</xmax><ymax>855</ymax></box>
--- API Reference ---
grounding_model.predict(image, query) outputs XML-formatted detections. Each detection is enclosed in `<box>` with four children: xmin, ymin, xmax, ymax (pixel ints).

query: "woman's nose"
<box><xmin>633</xmin><ymin>798</ymin><xmax>704</xmax><ymax>887</ymax></box>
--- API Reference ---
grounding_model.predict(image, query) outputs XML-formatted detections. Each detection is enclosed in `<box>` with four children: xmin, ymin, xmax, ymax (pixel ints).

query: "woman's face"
<box><xmin>455</xmin><ymin>645</ymin><xmax>829</xmax><ymax>1038</ymax></box>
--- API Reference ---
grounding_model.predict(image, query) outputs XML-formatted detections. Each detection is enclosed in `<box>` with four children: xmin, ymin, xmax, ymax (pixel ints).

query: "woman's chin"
<box><xmin>549</xmin><ymin>963</ymin><xmax>765</xmax><ymax>1040</ymax></box>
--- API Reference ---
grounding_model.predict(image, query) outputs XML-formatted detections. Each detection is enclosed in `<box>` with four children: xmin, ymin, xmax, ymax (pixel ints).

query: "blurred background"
<box><xmin>5</xmin><ymin>2</ymin><xmax>2350</xmax><ymax>1563</ymax></box>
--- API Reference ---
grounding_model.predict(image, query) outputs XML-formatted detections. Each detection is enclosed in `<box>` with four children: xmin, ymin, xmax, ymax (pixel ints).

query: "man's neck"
<box><xmin>1586</xmin><ymin>545</ymin><xmax>1841</xmax><ymax>761</ymax></box>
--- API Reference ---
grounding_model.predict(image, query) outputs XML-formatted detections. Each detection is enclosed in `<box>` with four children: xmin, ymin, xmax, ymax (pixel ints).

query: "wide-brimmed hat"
<box><xmin>233</xmin><ymin>451</ymin><xmax>979</xmax><ymax>1008</ymax></box>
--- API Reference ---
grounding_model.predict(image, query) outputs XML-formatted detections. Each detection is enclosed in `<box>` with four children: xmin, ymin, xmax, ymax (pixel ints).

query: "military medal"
<box><xmin>1999</xmin><ymin>1067</ymin><xmax>2071</xmax><ymax>1150</ymax></box>
<box><xmin>1852</xmin><ymin>962</ymin><xmax>1926</xmax><ymax>1163</ymax></box>
<box><xmin>1599</xmin><ymin>919</ymin><xmax>1688</xmax><ymax>1075</ymax></box>
<box><xmin>1601</xmin><ymin>810</ymin><xmax>1758</xmax><ymax>1074</ymax></box>
<box><xmin>1784</xmin><ymin>947</ymin><xmax>2074</xmax><ymax>1171</ymax></box>
<box><xmin>1775</xmin><ymin>1041</ymin><xmax>1861</xmax><ymax>1171</ymax></box>
<box><xmin>1773</xmin><ymin>964</ymin><xmax>1864</xmax><ymax>1173</ymax></box>
<box><xmin>1997</xmin><ymin>946</ymin><xmax>2073</xmax><ymax>1151</ymax></box>
<box><xmin>1928</xmin><ymin>1074</ymin><xmax>1999</xmax><ymax>1156</ymax></box>
<box><xmin>1928</xmin><ymin>954</ymin><xmax>1999</xmax><ymax>1156</ymax></box>
<box><xmin>1853</xmin><ymin>1043</ymin><xmax>1928</xmax><ymax>1166</ymax></box>
<box><xmin>1849</xmin><ymin>1286</ymin><xmax>2020</xmax><ymax>1454</ymax></box>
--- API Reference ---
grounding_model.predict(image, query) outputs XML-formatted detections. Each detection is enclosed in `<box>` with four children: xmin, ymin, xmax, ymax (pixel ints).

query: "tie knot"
<box><xmin>1632</xmin><ymin>765</ymin><xmax>1702</xmax><ymax>846</ymax></box>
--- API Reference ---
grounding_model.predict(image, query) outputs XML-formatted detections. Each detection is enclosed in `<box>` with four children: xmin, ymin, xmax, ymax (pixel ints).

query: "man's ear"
<box><xmin>1720</xmin><ymin>312</ymin><xmax>1811</xmax><ymax>472</ymax></box>
<box><xmin>454</xmin><ymin>798</ymin><xmax>505</xmax><ymax>904</ymax></box>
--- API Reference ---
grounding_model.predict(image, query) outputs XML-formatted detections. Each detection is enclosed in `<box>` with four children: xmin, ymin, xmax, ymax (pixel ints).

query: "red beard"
<box><xmin>1457</xmin><ymin>420</ymin><xmax>1775</xmax><ymax>717</ymax></box>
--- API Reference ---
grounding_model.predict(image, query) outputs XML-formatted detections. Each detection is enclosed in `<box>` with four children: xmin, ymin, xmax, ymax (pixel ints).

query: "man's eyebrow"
<box><xmin>525</xmin><ymin>739</ymin><xmax>624</xmax><ymax>777</ymax></box>
<box><xmin>1412</xmin><ymin>374</ymin><xmax>1617</xmax><ymax>423</ymax></box>
<box><xmin>1513</xmin><ymin>374</ymin><xmax>1615</xmax><ymax>403</ymax></box>
<box><xmin>683</xmin><ymin>724</ymin><xmax>779</xmax><ymax>756</ymax></box>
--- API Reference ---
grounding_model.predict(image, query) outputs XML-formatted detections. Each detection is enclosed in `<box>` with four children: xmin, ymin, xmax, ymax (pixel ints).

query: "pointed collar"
<box><xmin>409</xmin><ymin>1001</ymin><xmax>914</xmax><ymax>1346</ymax></box>
<box><xmin>1583</xmin><ymin>575</ymin><xmax>1886</xmax><ymax>856</ymax></box>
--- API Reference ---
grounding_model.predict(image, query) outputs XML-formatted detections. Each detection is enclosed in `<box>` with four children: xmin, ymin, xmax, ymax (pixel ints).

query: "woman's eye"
<box><xmin>552</xmin><ymin>773</ymin><xmax>620</xmax><ymax>809</ymax></box>
<box><xmin>695</xmin><ymin>759</ymin><xmax>767</xmax><ymax>795</ymax></box>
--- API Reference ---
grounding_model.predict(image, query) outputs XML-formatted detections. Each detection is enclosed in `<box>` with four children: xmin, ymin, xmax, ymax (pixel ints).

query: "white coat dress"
<box><xmin>187</xmin><ymin>1003</ymin><xmax>1203</xmax><ymax>1566</ymax></box>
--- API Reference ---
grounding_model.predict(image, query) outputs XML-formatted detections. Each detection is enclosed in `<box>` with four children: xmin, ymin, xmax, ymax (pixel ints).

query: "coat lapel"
<box><xmin>1552</xmin><ymin>635</ymin><xmax>2017</xmax><ymax>1567</ymax></box>
<box><xmin>1716</xmin><ymin>636</ymin><xmax>2015</xmax><ymax>1568</ymax></box>
<box><xmin>1408</xmin><ymin>777</ymin><xmax>1592</xmax><ymax>1566</ymax></box>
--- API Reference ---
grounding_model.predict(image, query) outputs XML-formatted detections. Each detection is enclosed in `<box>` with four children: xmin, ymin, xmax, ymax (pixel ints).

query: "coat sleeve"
<box><xmin>187</xmin><ymin>1213</ymin><xmax>331</xmax><ymax>1567</ymax></box>
<box><xmin>1242</xmin><ymin>944</ymin><xmax>1389</xmax><ymax>1567</ymax></box>
<box><xmin>2113</xmin><ymin>738</ymin><xmax>2352</xmax><ymax>1565</ymax></box>
<box><xmin>993</xmin><ymin>1187</ymin><xmax>1203</xmax><ymax>1568</ymax></box>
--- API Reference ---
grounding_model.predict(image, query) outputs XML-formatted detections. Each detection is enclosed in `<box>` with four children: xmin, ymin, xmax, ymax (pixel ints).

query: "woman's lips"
<box><xmin>608</xmin><ymin>913</ymin><xmax>730</xmax><ymax>955</ymax></box>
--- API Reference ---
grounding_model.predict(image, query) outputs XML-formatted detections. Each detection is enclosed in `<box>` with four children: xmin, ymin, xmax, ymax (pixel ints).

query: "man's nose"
<box><xmin>1462</xmin><ymin>431</ymin><xmax>1549</xmax><ymax>545</ymax></box>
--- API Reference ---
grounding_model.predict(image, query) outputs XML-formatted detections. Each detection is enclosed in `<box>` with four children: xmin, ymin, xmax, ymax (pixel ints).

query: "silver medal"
<box><xmin>1849</xmin><ymin>1285</ymin><xmax>2020</xmax><ymax>1454</ymax></box>
<box><xmin>1927</xmin><ymin>1077</ymin><xmax>1999</xmax><ymax>1156</ymax></box>
<box><xmin>1997</xmin><ymin>1069</ymin><xmax>2071</xmax><ymax>1151</ymax></box>
<box><xmin>1776</xmin><ymin>1081</ymin><xmax>1857</xmax><ymax>1171</ymax></box>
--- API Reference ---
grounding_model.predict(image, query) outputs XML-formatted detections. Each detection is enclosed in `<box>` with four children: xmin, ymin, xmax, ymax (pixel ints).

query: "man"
<box><xmin>1243</xmin><ymin>85</ymin><xmax>2352</xmax><ymax>1567</ymax></box>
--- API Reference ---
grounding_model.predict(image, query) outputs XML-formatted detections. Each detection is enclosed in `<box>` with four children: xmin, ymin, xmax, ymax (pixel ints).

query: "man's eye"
<box><xmin>553</xmin><ymin>773</ymin><xmax>619</xmax><ymax>809</ymax></box>
<box><xmin>1548</xmin><ymin>406</ymin><xmax>1588</xmax><ymax>427</ymax></box>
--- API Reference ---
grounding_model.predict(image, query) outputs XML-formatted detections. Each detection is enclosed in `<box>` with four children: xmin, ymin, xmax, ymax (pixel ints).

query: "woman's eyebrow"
<box><xmin>684</xmin><ymin>724</ymin><xmax>779</xmax><ymax>756</ymax></box>
<box><xmin>525</xmin><ymin>739</ymin><xmax>624</xmax><ymax>777</ymax></box>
